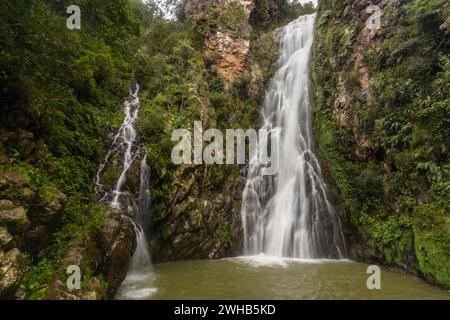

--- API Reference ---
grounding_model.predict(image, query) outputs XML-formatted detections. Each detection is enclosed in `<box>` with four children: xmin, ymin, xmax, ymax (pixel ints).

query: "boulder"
<box><xmin>0</xmin><ymin>248</ymin><xmax>26</xmax><ymax>299</ymax></box>
<box><xmin>98</xmin><ymin>216</ymin><xmax>120</xmax><ymax>252</ymax></box>
<box><xmin>0</xmin><ymin>200</ymin><xmax>30</xmax><ymax>233</ymax></box>
<box><xmin>22</xmin><ymin>190</ymin><xmax>66</xmax><ymax>256</ymax></box>
<box><xmin>104</xmin><ymin>215</ymin><xmax>136</xmax><ymax>298</ymax></box>
<box><xmin>0</xmin><ymin>171</ymin><xmax>27</xmax><ymax>190</ymax></box>
<box><xmin>0</xmin><ymin>227</ymin><xmax>14</xmax><ymax>250</ymax></box>
<box><xmin>61</xmin><ymin>241</ymin><xmax>102</xmax><ymax>274</ymax></box>
<box><xmin>31</xmin><ymin>190</ymin><xmax>66</xmax><ymax>223</ymax></box>
<box><xmin>46</xmin><ymin>276</ymin><xmax>106</xmax><ymax>300</ymax></box>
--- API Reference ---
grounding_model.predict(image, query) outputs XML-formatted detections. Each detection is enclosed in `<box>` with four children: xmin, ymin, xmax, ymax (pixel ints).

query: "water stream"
<box><xmin>95</xmin><ymin>84</ymin><xmax>151</xmax><ymax>272</ymax></box>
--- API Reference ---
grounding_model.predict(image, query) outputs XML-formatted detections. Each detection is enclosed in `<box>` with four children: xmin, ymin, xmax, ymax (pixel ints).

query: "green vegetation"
<box><xmin>2</xmin><ymin>0</ymin><xmax>302</xmax><ymax>298</ymax></box>
<box><xmin>313</xmin><ymin>0</ymin><xmax>449</xmax><ymax>287</ymax></box>
<box><xmin>250</xmin><ymin>0</ymin><xmax>315</xmax><ymax>30</ymax></box>
<box><xmin>1</xmin><ymin>0</ymin><xmax>447</xmax><ymax>299</ymax></box>
<box><xmin>0</xmin><ymin>0</ymin><xmax>141</xmax><ymax>298</ymax></box>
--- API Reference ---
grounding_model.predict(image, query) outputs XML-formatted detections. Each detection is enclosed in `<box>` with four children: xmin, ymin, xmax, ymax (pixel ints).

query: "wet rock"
<box><xmin>0</xmin><ymin>248</ymin><xmax>26</xmax><ymax>299</ymax></box>
<box><xmin>103</xmin><ymin>215</ymin><xmax>136</xmax><ymax>298</ymax></box>
<box><xmin>32</xmin><ymin>189</ymin><xmax>66</xmax><ymax>223</ymax></box>
<box><xmin>61</xmin><ymin>240</ymin><xmax>102</xmax><ymax>274</ymax></box>
<box><xmin>0</xmin><ymin>171</ymin><xmax>27</xmax><ymax>190</ymax></box>
<box><xmin>14</xmin><ymin>288</ymin><xmax>28</xmax><ymax>300</ymax></box>
<box><xmin>105</xmin><ymin>132</ymin><xmax>115</xmax><ymax>146</ymax></box>
<box><xmin>0</xmin><ymin>200</ymin><xmax>30</xmax><ymax>233</ymax></box>
<box><xmin>98</xmin><ymin>215</ymin><xmax>120</xmax><ymax>252</ymax></box>
<box><xmin>0</xmin><ymin>227</ymin><xmax>14</xmax><ymax>250</ymax></box>
<box><xmin>46</xmin><ymin>276</ymin><xmax>106</xmax><ymax>300</ymax></box>
<box><xmin>152</xmin><ymin>161</ymin><xmax>242</xmax><ymax>263</ymax></box>
<box><xmin>23</xmin><ymin>190</ymin><xmax>66</xmax><ymax>256</ymax></box>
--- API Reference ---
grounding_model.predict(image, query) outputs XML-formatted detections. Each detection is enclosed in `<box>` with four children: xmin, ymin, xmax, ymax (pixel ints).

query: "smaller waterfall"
<box><xmin>95</xmin><ymin>84</ymin><xmax>151</xmax><ymax>271</ymax></box>
<box><xmin>130</xmin><ymin>156</ymin><xmax>151</xmax><ymax>271</ymax></box>
<box><xmin>137</xmin><ymin>156</ymin><xmax>151</xmax><ymax>226</ymax></box>
<box><xmin>95</xmin><ymin>84</ymin><xmax>141</xmax><ymax>208</ymax></box>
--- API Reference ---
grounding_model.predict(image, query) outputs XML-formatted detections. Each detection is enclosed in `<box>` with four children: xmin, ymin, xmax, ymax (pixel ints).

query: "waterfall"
<box><xmin>130</xmin><ymin>156</ymin><xmax>152</xmax><ymax>271</ymax></box>
<box><xmin>241</xmin><ymin>14</ymin><xmax>346</xmax><ymax>259</ymax></box>
<box><xmin>95</xmin><ymin>84</ymin><xmax>151</xmax><ymax>270</ymax></box>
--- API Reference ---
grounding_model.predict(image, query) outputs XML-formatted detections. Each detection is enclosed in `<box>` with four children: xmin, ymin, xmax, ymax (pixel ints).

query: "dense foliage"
<box><xmin>0</xmin><ymin>0</ymin><xmax>140</xmax><ymax>298</ymax></box>
<box><xmin>313</xmin><ymin>0</ymin><xmax>449</xmax><ymax>287</ymax></box>
<box><xmin>1</xmin><ymin>0</ymin><xmax>448</xmax><ymax>300</ymax></box>
<box><xmin>0</xmin><ymin>0</ymin><xmax>304</xmax><ymax>298</ymax></box>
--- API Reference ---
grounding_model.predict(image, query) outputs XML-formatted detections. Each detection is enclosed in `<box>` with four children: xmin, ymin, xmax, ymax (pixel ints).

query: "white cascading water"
<box><xmin>241</xmin><ymin>14</ymin><xmax>346</xmax><ymax>259</ymax></box>
<box><xmin>130</xmin><ymin>155</ymin><xmax>152</xmax><ymax>270</ymax></box>
<box><xmin>95</xmin><ymin>84</ymin><xmax>151</xmax><ymax>270</ymax></box>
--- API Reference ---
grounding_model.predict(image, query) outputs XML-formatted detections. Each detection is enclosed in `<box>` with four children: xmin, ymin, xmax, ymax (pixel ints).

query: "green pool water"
<box><xmin>115</xmin><ymin>255</ymin><xmax>449</xmax><ymax>300</ymax></box>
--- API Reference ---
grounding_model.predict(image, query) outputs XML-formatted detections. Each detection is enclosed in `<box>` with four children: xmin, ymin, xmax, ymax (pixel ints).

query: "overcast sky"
<box><xmin>146</xmin><ymin>0</ymin><xmax>319</xmax><ymax>20</ymax></box>
<box><xmin>299</xmin><ymin>0</ymin><xmax>318</xmax><ymax>5</ymax></box>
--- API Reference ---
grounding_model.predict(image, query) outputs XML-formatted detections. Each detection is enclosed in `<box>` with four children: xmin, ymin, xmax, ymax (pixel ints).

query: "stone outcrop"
<box><xmin>150</xmin><ymin>165</ymin><xmax>243</xmax><ymax>261</ymax></box>
<box><xmin>0</xmin><ymin>129</ymin><xmax>136</xmax><ymax>299</ymax></box>
<box><xmin>312</xmin><ymin>0</ymin><xmax>450</xmax><ymax>287</ymax></box>
<box><xmin>0</xmin><ymin>248</ymin><xmax>26</xmax><ymax>299</ymax></box>
<box><xmin>148</xmin><ymin>60</ymin><xmax>243</xmax><ymax>261</ymax></box>
<box><xmin>46</xmin><ymin>206</ymin><xmax>136</xmax><ymax>299</ymax></box>
<box><xmin>0</xmin><ymin>200</ymin><xmax>30</xmax><ymax>233</ymax></box>
<box><xmin>0</xmin><ymin>168</ymin><xmax>66</xmax><ymax>298</ymax></box>
<box><xmin>186</xmin><ymin>0</ymin><xmax>254</xmax><ymax>84</ymax></box>
<box><xmin>206</xmin><ymin>30</ymin><xmax>251</xmax><ymax>84</ymax></box>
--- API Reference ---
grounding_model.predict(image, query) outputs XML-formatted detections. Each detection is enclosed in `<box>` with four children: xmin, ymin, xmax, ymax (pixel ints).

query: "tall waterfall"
<box><xmin>95</xmin><ymin>84</ymin><xmax>151</xmax><ymax>270</ymax></box>
<box><xmin>241</xmin><ymin>14</ymin><xmax>346</xmax><ymax>259</ymax></box>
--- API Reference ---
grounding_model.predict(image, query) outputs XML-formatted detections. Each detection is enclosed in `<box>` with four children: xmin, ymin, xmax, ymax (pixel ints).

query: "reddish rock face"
<box><xmin>206</xmin><ymin>31</ymin><xmax>250</xmax><ymax>84</ymax></box>
<box><xmin>185</xmin><ymin>0</ymin><xmax>254</xmax><ymax>84</ymax></box>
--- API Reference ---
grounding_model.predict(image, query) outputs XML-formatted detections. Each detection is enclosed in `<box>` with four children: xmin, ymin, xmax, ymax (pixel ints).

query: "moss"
<box><xmin>313</xmin><ymin>0</ymin><xmax>449</xmax><ymax>287</ymax></box>
<box><xmin>21</xmin><ymin>257</ymin><xmax>54</xmax><ymax>300</ymax></box>
<box><xmin>414</xmin><ymin>227</ymin><xmax>450</xmax><ymax>287</ymax></box>
<box><xmin>217</xmin><ymin>216</ymin><xmax>232</xmax><ymax>248</ymax></box>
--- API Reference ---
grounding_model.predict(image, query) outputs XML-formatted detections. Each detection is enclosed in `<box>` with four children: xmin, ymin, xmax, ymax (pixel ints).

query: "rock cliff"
<box><xmin>312</xmin><ymin>0</ymin><xmax>449</xmax><ymax>287</ymax></box>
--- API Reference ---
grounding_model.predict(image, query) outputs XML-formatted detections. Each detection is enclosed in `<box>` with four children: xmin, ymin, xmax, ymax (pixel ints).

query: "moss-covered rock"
<box><xmin>312</xmin><ymin>0</ymin><xmax>449</xmax><ymax>287</ymax></box>
<box><xmin>0</xmin><ymin>248</ymin><xmax>26</xmax><ymax>299</ymax></box>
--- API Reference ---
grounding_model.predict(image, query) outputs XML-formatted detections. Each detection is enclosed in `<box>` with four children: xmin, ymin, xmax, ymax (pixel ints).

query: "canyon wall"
<box><xmin>312</xmin><ymin>0</ymin><xmax>449</xmax><ymax>287</ymax></box>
